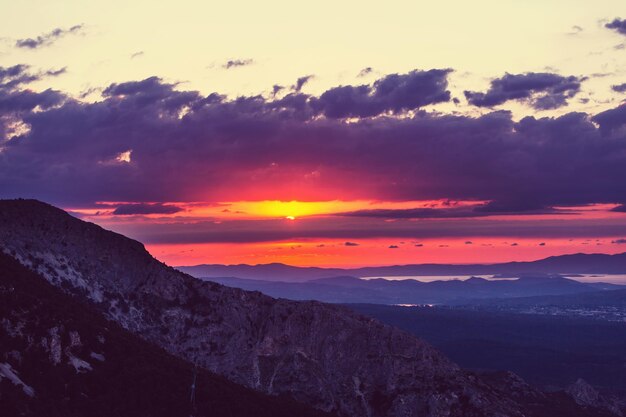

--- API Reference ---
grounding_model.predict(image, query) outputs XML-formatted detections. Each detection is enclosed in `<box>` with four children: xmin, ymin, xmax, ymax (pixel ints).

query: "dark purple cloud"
<box><xmin>0</xmin><ymin>65</ymin><xmax>66</xmax><ymax>120</ymax></box>
<box><xmin>612</xmin><ymin>205</ymin><xmax>626</xmax><ymax>213</ymax></box>
<box><xmin>95</xmin><ymin>215</ymin><xmax>626</xmax><ymax>244</ymax></box>
<box><xmin>271</xmin><ymin>85</ymin><xmax>284</xmax><ymax>97</ymax></box>
<box><xmin>339</xmin><ymin>204</ymin><xmax>563</xmax><ymax>219</ymax></box>
<box><xmin>612</xmin><ymin>83</ymin><xmax>626</xmax><ymax>93</ymax></box>
<box><xmin>0</xmin><ymin>88</ymin><xmax>65</xmax><ymax>113</ymax></box>
<box><xmin>1</xmin><ymin>65</ymin><xmax>42</xmax><ymax>89</ymax></box>
<box><xmin>292</xmin><ymin>75</ymin><xmax>314</xmax><ymax>92</ymax></box>
<box><xmin>592</xmin><ymin>103</ymin><xmax>626</xmax><ymax>133</ymax></box>
<box><xmin>311</xmin><ymin>69</ymin><xmax>452</xmax><ymax>118</ymax></box>
<box><xmin>464</xmin><ymin>72</ymin><xmax>584</xmax><ymax>109</ymax></box>
<box><xmin>606</xmin><ymin>18</ymin><xmax>626</xmax><ymax>35</ymax></box>
<box><xmin>15</xmin><ymin>25</ymin><xmax>83</xmax><ymax>49</ymax></box>
<box><xmin>112</xmin><ymin>203</ymin><xmax>184</xmax><ymax>215</ymax></box>
<box><xmin>1</xmin><ymin>71</ymin><xmax>626</xmax><ymax>213</ymax></box>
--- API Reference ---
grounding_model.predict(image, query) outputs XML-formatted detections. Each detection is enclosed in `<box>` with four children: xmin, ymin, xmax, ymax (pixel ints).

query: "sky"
<box><xmin>1</xmin><ymin>1</ymin><xmax>626</xmax><ymax>267</ymax></box>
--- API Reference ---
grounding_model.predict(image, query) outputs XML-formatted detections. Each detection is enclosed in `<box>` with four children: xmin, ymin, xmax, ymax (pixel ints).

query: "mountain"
<box><xmin>178</xmin><ymin>263</ymin><xmax>349</xmax><ymax>282</ymax></box>
<box><xmin>179</xmin><ymin>253</ymin><xmax>626</xmax><ymax>282</ymax></box>
<box><xmin>0</xmin><ymin>199</ymin><xmax>618</xmax><ymax>417</ymax></box>
<box><xmin>0</xmin><ymin>252</ymin><xmax>333</xmax><ymax>417</ymax></box>
<box><xmin>201</xmin><ymin>274</ymin><xmax>621</xmax><ymax>305</ymax></box>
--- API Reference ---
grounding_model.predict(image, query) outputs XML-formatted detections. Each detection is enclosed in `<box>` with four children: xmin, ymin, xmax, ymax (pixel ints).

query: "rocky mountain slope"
<box><xmin>0</xmin><ymin>199</ymin><xmax>618</xmax><ymax>417</ymax></box>
<box><xmin>0</xmin><ymin>252</ymin><xmax>333</xmax><ymax>417</ymax></box>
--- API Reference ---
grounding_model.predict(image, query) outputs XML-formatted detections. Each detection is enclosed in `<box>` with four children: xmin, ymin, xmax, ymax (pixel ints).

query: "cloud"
<box><xmin>271</xmin><ymin>85</ymin><xmax>284</xmax><ymax>97</ymax></box>
<box><xmin>1</xmin><ymin>64</ymin><xmax>39</xmax><ymax>89</ymax></box>
<box><xmin>612</xmin><ymin>83</ymin><xmax>626</xmax><ymax>93</ymax></box>
<box><xmin>0</xmin><ymin>65</ymin><xmax>66</xmax><ymax>90</ymax></box>
<box><xmin>2</xmin><ymin>72</ymin><xmax>626</xmax><ymax>212</ymax></box>
<box><xmin>45</xmin><ymin>67</ymin><xmax>67</xmax><ymax>77</ymax></box>
<box><xmin>358</xmin><ymin>67</ymin><xmax>373</xmax><ymax>77</ymax></box>
<box><xmin>339</xmin><ymin>204</ymin><xmax>562</xmax><ymax>219</ymax></box>
<box><xmin>15</xmin><ymin>25</ymin><xmax>83</xmax><ymax>49</ymax></box>
<box><xmin>388</xmin><ymin>245</ymin><xmax>399</xmax><ymax>249</ymax></box>
<box><xmin>0</xmin><ymin>65</ymin><xmax>66</xmax><ymax>119</ymax></box>
<box><xmin>605</xmin><ymin>18</ymin><xmax>626</xmax><ymax>35</ymax></box>
<box><xmin>292</xmin><ymin>75</ymin><xmax>313</xmax><ymax>92</ymax></box>
<box><xmin>131</xmin><ymin>51</ymin><xmax>145</xmax><ymax>59</ymax></box>
<box><xmin>591</xmin><ymin>103</ymin><xmax>626</xmax><ymax>133</ymax></box>
<box><xmin>567</xmin><ymin>25</ymin><xmax>583</xmax><ymax>35</ymax></box>
<box><xmin>82</xmin><ymin>213</ymin><xmax>626</xmax><ymax>244</ymax></box>
<box><xmin>464</xmin><ymin>72</ymin><xmax>584</xmax><ymax>109</ymax></box>
<box><xmin>223</xmin><ymin>59</ymin><xmax>254</xmax><ymax>69</ymax></box>
<box><xmin>612</xmin><ymin>204</ymin><xmax>626</xmax><ymax>213</ymax></box>
<box><xmin>112</xmin><ymin>203</ymin><xmax>184</xmax><ymax>215</ymax></box>
<box><xmin>612</xmin><ymin>239</ymin><xmax>626</xmax><ymax>244</ymax></box>
<box><xmin>311</xmin><ymin>69</ymin><xmax>452</xmax><ymax>118</ymax></box>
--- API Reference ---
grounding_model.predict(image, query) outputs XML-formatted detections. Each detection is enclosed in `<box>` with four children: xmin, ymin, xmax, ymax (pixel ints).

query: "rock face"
<box><xmin>567</xmin><ymin>379</ymin><xmax>623</xmax><ymax>416</ymax></box>
<box><xmin>0</xmin><ymin>252</ymin><xmax>333</xmax><ymax>417</ymax></box>
<box><xmin>0</xmin><ymin>199</ymin><xmax>616</xmax><ymax>417</ymax></box>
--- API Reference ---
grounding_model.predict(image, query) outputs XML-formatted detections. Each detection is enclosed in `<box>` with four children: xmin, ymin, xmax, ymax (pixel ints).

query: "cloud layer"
<box><xmin>1</xmin><ymin>67</ymin><xmax>626</xmax><ymax>213</ymax></box>
<box><xmin>464</xmin><ymin>72</ymin><xmax>584</xmax><ymax>109</ymax></box>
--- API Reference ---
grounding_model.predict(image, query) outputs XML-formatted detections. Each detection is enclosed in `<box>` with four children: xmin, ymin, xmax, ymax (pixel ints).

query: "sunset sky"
<box><xmin>1</xmin><ymin>1</ymin><xmax>626</xmax><ymax>266</ymax></box>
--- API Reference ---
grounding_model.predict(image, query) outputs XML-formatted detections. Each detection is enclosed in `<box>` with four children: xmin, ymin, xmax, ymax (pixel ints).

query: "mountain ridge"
<box><xmin>0</xmin><ymin>252</ymin><xmax>334</xmax><ymax>417</ymax></box>
<box><xmin>178</xmin><ymin>252</ymin><xmax>626</xmax><ymax>282</ymax></box>
<box><xmin>200</xmin><ymin>274</ymin><xmax>622</xmax><ymax>305</ymax></box>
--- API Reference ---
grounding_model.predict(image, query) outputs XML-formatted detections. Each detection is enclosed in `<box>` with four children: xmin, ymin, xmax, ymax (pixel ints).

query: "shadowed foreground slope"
<box><xmin>0</xmin><ymin>252</ymin><xmax>332</xmax><ymax>417</ymax></box>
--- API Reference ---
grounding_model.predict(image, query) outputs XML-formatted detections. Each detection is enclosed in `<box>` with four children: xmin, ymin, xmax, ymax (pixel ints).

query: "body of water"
<box><xmin>361</xmin><ymin>274</ymin><xmax>626</xmax><ymax>285</ymax></box>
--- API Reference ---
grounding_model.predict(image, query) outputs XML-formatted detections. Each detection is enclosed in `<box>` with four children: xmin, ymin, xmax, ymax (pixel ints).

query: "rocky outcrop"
<box><xmin>567</xmin><ymin>379</ymin><xmax>623</xmax><ymax>416</ymax></box>
<box><xmin>0</xmin><ymin>199</ymin><xmax>617</xmax><ymax>417</ymax></box>
<box><xmin>0</xmin><ymin>252</ymin><xmax>333</xmax><ymax>417</ymax></box>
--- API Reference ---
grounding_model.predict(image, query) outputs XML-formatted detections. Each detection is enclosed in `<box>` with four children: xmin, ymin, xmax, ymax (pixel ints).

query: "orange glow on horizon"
<box><xmin>145</xmin><ymin>237</ymin><xmax>626</xmax><ymax>268</ymax></box>
<box><xmin>71</xmin><ymin>199</ymin><xmax>488</xmax><ymax>220</ymax></box>
<box><xmin>67</xmin><ymin>201</ymin><xmax>626</xmax><ymax>268</ymax></box>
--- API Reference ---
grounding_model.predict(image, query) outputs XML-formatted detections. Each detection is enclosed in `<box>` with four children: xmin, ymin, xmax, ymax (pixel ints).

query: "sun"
<box><xmin>243</xmin><ymin>200</ymin><xmax>333</xmax><ymax>219</ymax></box>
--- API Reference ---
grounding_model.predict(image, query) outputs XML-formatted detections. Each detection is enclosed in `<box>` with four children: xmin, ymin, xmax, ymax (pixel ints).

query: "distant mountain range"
<box><xmin>200</xmin><ymin>275</ymin><xmax>624</xmax><ymax>305</ymax></box>
<box><xmin>178</xmin><ymin>252</ymin><xmax>626</xmax><ymax>282</ymax></box>
<box><xmin>0</xmin><ymin>199</ymin><xmax>622</xmax><ymax>417</ymax></box>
